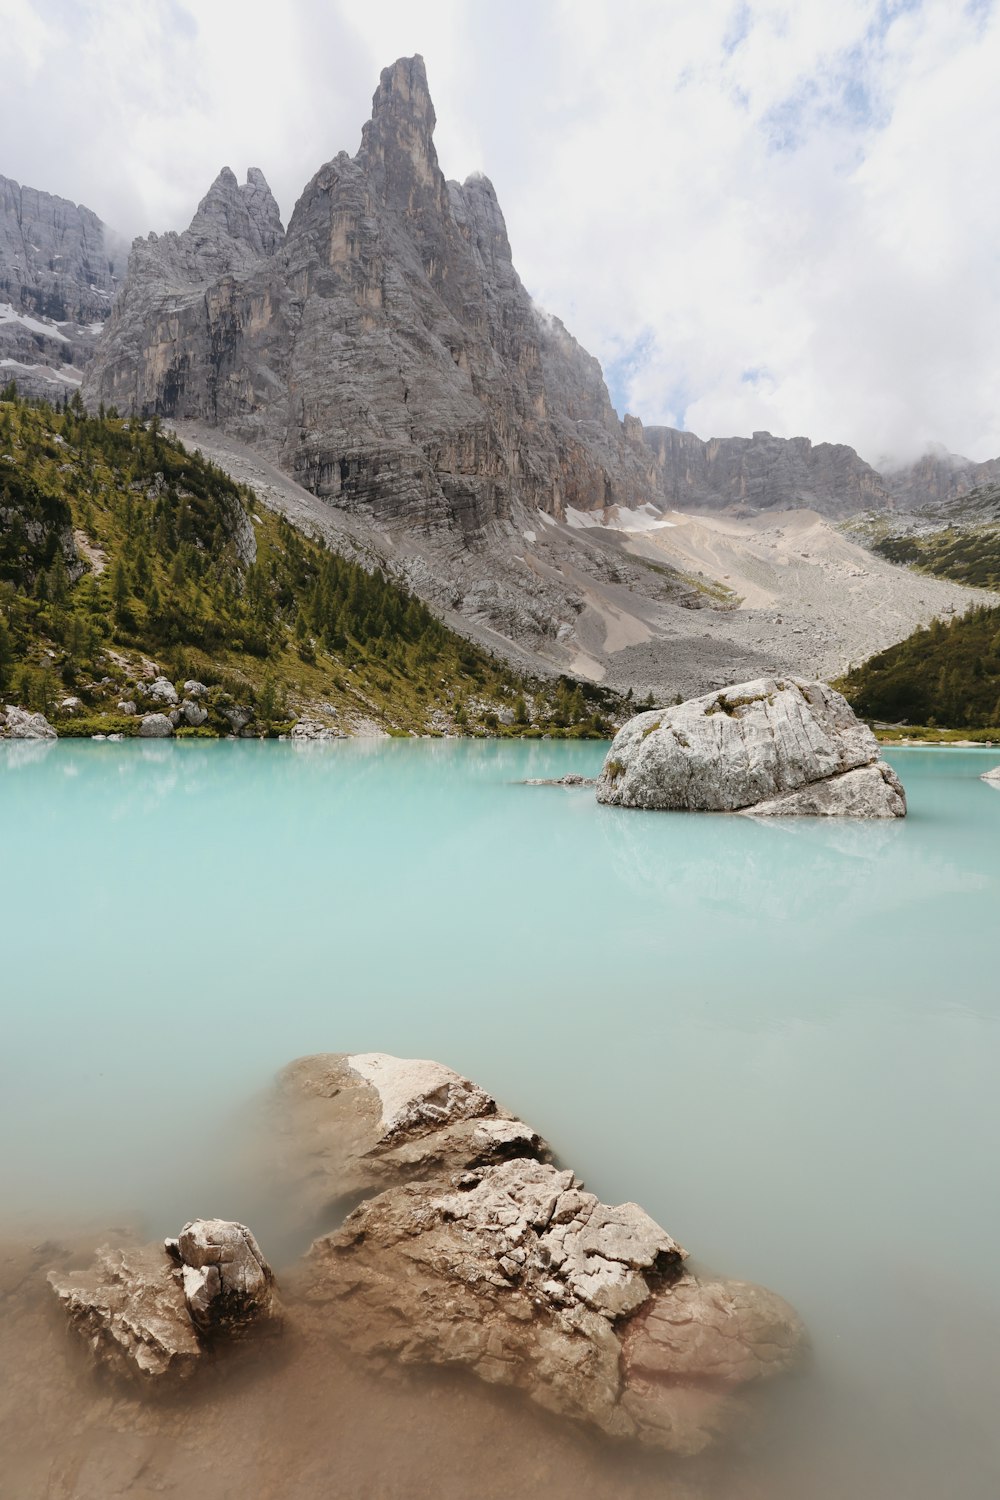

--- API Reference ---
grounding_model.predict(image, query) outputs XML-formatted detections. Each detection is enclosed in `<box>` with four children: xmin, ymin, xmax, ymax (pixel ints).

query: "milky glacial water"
<box><xmin>2</xmin><ymin>739</ymin><xmax>1000</xmax><ymax>1496</ymax></box>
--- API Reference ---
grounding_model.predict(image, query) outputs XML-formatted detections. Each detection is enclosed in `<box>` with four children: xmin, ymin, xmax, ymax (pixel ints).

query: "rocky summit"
<box><xmin>84</xmin><ymin>58</ymin><xmax>900</xmax><ymax>539</ymax></box>
<box><xmin>596</xmin><ymin>677</ymin><xmax>907</xmax><ymax>816</ymax></box>
<box><xmin>85</xmin><ymin>57</ymin><xmax>659</xmax><ymax>543</ymax></box>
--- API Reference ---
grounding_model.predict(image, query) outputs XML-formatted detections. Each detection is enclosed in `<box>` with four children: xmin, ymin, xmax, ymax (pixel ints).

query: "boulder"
<box><xmin>59</xmin><ymin>696</ymin><xmax>83</xmax><ymax>715</ymax></box>
<box><xmin>596</xmin><ymin>678</ymin><xmax>906</xmax><ymax>818</ymax></box>
<box><xmin>165</xmin><ymin>1219</ymin><xmax>276</xmax><ymax>1336</ymax></box>
<box><xmin>138</xmin><ymin>713</ymin><xmax>173</xmax><ymax>738</ymax></box>
<box><xmin>272</xmin><ymin>1052</ymin><xmax>808</xmax><ymax>1454</ymax></box>
<box><xmin>49</xmin><ymin>1220</ymin><xmax>277</xmax><ymax>1386</ymax></box>
<box><xmin>3</xmin><ymin>705</ymin><xmax>57</xmax><ymax>739</ymax></box>
<box><xmin>181</xmin><ymin>699</ymin><xmax>208</xmax><ymax>727</ymax></box>
<box><xmin>981</xmin><ymin>764</ymin><xmax>1000</xmax><ymax>783</ymax></box>
<box><xmin>183</xmin><ymin>680</ymin><xmax>209</xmax><ymax>698</ymax></box>
<box><xmin>222</xmin><ymin>704</ymin><xmax>253</xmax><ymax>733</ymax></box>
<box><xmin>147</xmin><ymin>676</ymin><xmax>179</xmax><ymax>706</ymax></box>
<box><xmin>117</xmin><ymin>700</ymin><xmax>137</xmax><ymax>715</ymax></box>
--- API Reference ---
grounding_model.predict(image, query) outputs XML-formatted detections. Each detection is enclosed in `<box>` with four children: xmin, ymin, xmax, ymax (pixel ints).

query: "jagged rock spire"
<box><xmin>191</xmin><ymin>166</ymin><xmax>284</xmax><ymax>258</ymax></box>
<box><xmin>358</xmin><ymin>55</ymin><xmax>446</xmax><ymax>216</ymax></box>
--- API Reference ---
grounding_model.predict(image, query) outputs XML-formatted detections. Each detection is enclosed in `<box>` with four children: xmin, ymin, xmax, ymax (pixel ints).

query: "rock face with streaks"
<box><xmin>0</xmin><ymin>173</ymin><xmax>125</xmax><ymax>400</ymax></box>
<box><xmin>642</xmin><ymin>425</ymin><xmax>892</xmax><ymax>518</ymax></box>
<box><xmin>273</xmin><ymin>1052</ymin><xmax>807</xmax><ymax>1454</ymax></box>
<box><xmin>596</xmin><ymin>677</ymin><xmax>906</xmax><ymax>817</ymax></box>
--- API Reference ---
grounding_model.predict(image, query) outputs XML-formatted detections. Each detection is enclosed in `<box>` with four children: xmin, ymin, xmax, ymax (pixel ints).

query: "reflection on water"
<box><xmin>2</xmin><ymin>741</ymin><xmax>1000</xmax><ymax>1496</ymax></box>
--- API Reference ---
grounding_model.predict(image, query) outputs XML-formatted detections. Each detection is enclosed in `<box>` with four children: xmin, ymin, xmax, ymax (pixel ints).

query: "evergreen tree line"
<box><xmin>841</xmin><ymin>604</ymin><xmax>1000</xmax><ymax>727</ymax></box>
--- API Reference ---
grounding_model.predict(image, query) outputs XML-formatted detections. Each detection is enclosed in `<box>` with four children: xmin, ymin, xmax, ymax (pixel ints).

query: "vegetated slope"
<box><xmin>839</xmin><ymin>605</ymin><xmax>1000</xmax><ymax>729</ymax></box>
<box><xmin>0</xmin><ymin>389</ymin><xmax>612</xmax><ymax>737</ymax></box>
<box><xmin>870</xmin><ymin>484</ymin><xmax>1000</xmax><ymax>591</ymax></box>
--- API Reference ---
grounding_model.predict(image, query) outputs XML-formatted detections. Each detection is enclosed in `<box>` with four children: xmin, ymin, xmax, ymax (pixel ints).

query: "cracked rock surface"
<box><xmin>596</xmin><ymin>677</ymin><xmax>906</xmax><ymax>817</ymax></box>
<box><xmin>165</xmin><ymin>1219</ymin><xmax>276</xmax><ymax>1336</ymax></box>
<box><xmin>274</xmin><ymin>1051</ymin><xmax>807</xmax><ymax>1454</ymax></box>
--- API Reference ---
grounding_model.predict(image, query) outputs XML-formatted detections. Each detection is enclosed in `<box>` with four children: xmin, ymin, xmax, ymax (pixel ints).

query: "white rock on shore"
<box><xmin>138</xmin><ymin>712</ymin><xmax>173</xmax><ymax>738</ymax></box>
<box><xmin>2</xmin><ymin>704</ymin><xmax>57</xmax><ymax>739</ymax></box>
<box><xmin>596</xmin><ymin>677</ymin><xmax>906</xmax><ymax>818</ymax></box>
<box><xmin>981</xmin><ymin>764</ymin><xmax>1000</xmax><ymax>784</ymax></box>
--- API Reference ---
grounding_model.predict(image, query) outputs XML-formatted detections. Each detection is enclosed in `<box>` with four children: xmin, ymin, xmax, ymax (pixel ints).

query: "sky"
<box><xmin>3</xmin><ymin>0</ymin><xmax>1000</xmax><ymax>467</ymax></box>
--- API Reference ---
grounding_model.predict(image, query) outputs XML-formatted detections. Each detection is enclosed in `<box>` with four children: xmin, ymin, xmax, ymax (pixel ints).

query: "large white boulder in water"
<box><xmin>596</xmin><ymin>677</ymin><xmax>906</xmax><ymax>818</ymax></box>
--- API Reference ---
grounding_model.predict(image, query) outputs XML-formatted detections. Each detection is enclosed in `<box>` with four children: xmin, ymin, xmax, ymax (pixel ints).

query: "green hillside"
<box><xmin>0</xmin><ymin>389</ymin><xmax>613</xmax><ymax>737</ymax></box>
<box><xmin>839</xmin><ymin>604</ymin><xmax>1000</xmax><ymax>730</ymax></box>
<box><xmin>873</xmin><ymin>527</ymin><xmax>1000</xmax><ymax>591</ymax></box>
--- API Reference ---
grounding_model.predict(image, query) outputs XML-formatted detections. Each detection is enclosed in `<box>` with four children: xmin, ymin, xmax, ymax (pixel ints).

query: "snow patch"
<box><xmin>565</xmin><ymin>503</ymin><xmax>676</xmax><ymax>534</ymax></box>
<box><xmin>0</xmin><ymin>358</ymin><xmax>82</xmax><ymax>384</ymax></box>
<box><xmin>0</xmin><ymin>303</ymin><xmax>70</xmax><ymax>342</ymax></box>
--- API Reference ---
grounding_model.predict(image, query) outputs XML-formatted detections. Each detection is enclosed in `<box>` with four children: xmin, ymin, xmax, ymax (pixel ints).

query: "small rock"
<box><xmin>183</xmin><ymin>680</ymin><xmax>209</xmax><ymax>699</ymax></box>
<box><xmin>59</xmin><ymin>696</ymin><xmax>84</xmax><ymax>715</ymax></box>
<box><xmin>48</xmin><ymin>1243</ymin><xmax>201</xmax><ymax>1384</ymax></box>
<box><xmin>522</xmin><ymin>773</ymin><xmax>595</xmax><ymax>787</ymax></box>
<box><xmin>49</xmin><ymin>1220</ymin><xmax>278</xmax><ymax>1386</ymax></box>
<box><xmin>117</xmin><ymin>700</ymin><xmax>137</xmax><ymax>715</ymax></box>
<box><xmin>138</xmin><ymin>713</ymin><xmax>174</xmax><ymax>738</ymax></box>
<box><xmin>165</xmin><ymin>1219</ymin><xmax>277</xmax><ymax>1336</ymax></box>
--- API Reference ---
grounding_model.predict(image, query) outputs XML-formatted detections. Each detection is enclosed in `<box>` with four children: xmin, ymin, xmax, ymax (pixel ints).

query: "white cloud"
<box><xmin>2</xmin><ymin>0</ymin><xmax>999</xmax><ymax>464</ymax></box>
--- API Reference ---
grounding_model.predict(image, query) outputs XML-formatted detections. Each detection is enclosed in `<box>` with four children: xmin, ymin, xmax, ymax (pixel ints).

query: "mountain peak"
<box><xmin>358</xmin><ymin>54</ymin><xmax>443</xmax><ymax>212</ymax></box>
<box><xmin>191</xmin><ymin>165</ymin><xmax>283</xmax><ymax>258</ymax></box>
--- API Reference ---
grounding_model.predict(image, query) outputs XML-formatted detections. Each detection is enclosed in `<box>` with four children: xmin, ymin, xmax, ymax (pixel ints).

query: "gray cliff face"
<box><xmin>0</xmin><ymin>173</ymin><xmax>125</xmax><ymax>400</ymax></box>
<box><xmin>641</xmin><ymin>425</ymin><xmax>892</xmax><ymax>518</ymax></box>
<box><xmin>882</xmin><ymin>449</ymin><xmax>1000</xmax><ymax>509</ymax></box>
<box><xmin>84</xmin><ymin>56</ymin><xmax>655</xmax><ymax>542</ymax></box>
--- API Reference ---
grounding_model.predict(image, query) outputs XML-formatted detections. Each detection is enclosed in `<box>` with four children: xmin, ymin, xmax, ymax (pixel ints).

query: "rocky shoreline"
<box><xmin>4</xmin><ymin>1052</ymin><xmax>807</xmax><ymax>1495</ymax></box>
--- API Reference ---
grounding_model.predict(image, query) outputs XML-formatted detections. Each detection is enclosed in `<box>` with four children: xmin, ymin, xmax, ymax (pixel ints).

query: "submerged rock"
<box><xmin>49</xmin><ymin>1220</ymin><xmax>276</xmax><ymax>1386</ymax></box>
<box><xmin>274</xmin><ymin>1051</ymin><xmax>807</xmax><ymax>1454</ymax></box>
<box><xmin>522</xmin><ymin>773</ymin><xmax>596</xmax><ymax>787</ymax></box>
<box><xmin>266</xmin><ymin>1052</ymin><xmax>549</xmax><ymax>1236</ymax></box>
<box><xmin>981</xmin><ymin>764</ymin><xmax>1000</xmax><ymax>784</ymax></box>
<box><xmin>596</xmin><ymin>677</ymin><xmax>906</xmax><ymax>818</ymax></box>
<box><xmin>2</xmin><ymin>705</ymin><xmax>57</xmax><ymax>739</ymax></box>
<box><xmin>48</xmin><ymin>1243</ymin><xmax>201</xmax><ymax>1384</ymax></box>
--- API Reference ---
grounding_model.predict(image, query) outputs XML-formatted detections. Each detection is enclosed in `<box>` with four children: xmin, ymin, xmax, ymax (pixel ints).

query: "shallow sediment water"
<box><xmin>2</xmin><ymin>739</ymin><xmax>1000</xmax><ymax>1497</ymax></box>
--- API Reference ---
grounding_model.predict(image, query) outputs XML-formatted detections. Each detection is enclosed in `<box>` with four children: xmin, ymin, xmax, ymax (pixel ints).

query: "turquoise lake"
<box><xmin>2</xmin><ymin>740</ymin><xmax>999</xmax><ymax>1495</ymax></box>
